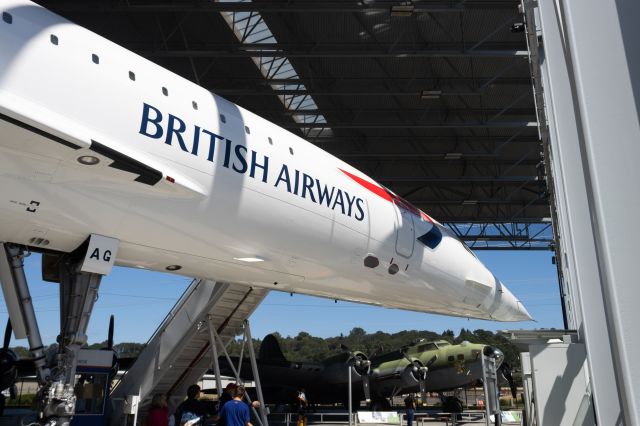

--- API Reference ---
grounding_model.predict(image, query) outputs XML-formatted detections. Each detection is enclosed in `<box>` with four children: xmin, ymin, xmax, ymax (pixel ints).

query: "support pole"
<box><xmin>206</xmin><ymin>315</ymin><xmax>223</xmax><ymax>403</ymax></box>
<box><xmin>0</xmin><ymin>245</ymin><xmax>49</xmax><ymax>383</ymax></box>
<box><xmin>244</xmin><ymin>320</ymin><xmax>268</xmax><ymax>426</ymax></box>
<box><xmin>348</xmin><ymin>364</ymin><xmax>353</xmax><ymax>426</ymax></box>
<box><xmin>210</xmin><ymin>327</ymin><xmax>264</xmax><ymax>426</ymax></box>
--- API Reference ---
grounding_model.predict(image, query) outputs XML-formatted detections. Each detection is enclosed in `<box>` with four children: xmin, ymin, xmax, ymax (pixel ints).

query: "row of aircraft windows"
<box><xmin>1</xmin><ymin>10</ymin><xmax>296</xmax><ymax>156</ymax></box>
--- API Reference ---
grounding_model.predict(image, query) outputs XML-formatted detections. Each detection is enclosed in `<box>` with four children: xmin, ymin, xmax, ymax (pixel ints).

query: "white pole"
<box><xmin>348</xmin><ymin>364</ymin><xmax>353</xmax><ymax>426</ymax></box>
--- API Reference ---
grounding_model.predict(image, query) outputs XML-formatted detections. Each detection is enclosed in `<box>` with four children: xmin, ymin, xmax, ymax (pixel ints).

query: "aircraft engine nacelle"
<box><xmin>400</xmin><ymin>360</ymin><xmax>426</xmax><ymax>388</ymax></box>
<box><xmin>0</xmin><ymin>349</ymin><xmax>17</xmax><ymax>392</ymax></box>
<box><xmin>351</xmin><ymin>352</ymin><xmax>371</xmax><ymax>376</ymax></box>
<box><xmin>321</xmin><ymin>351</ymin><xmax>370</xmax><ymax>384</ymax></box>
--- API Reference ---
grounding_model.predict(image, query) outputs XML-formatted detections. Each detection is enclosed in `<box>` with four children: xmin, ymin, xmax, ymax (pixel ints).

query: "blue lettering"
<box><xmin>332</xmin><ymin>189</ymin><xmax>346</xmax><ymax>215</ymax></box>
<box><xmin>223</xmin><ymin>139</ymin><xmax>233</xmax><ymax>168</ymax></box>
<box><xmin>274</xmin><ymin>165</ymin><xmax>292</xmax><ymax>192</ymax></box>
<box><xmin>232</xmin><ymin>144</ymin><xmax>248</xmax><ymax>174</ymax></box>
<box><xmin>139</xmin><ymin>103</ymin><xmax>163</xmax><ymax>139</ymax></box>
<box><xmin>344</xmin><ymin>191</ymin><xmax>356</xmax><ymax>216</ymax></box>
<box><xmin>191</xmin><ymin>125</ymin><xmax>201</xmax><ymax>156</ymax></box>
<box><xmin>301</xmin><ymin>173</ymin><xmax>317</xmax><ymax>202</ymax></box>
<box><xmin>250</xmin><ymin>151</ymin><xmax>269</xmax><ymax>183</ymax></box>
<box><xmin>202</xmin><ymin>129</ymin><xmax>223</xmax><ymax>162</ymax></box>
<box><xmin>354</xmin><ymin>198</ymin><xmax>366</xmax><ymax>221</ymax></box>
<box><xmin>293</xmin><ymin>169</ymin><xmax>301</xmax><ymax>195</ymax></box>
<box><xmin>165</xmin><ymin>114</ymin><xmax>189</xmax><ymax>152</ymax></box>
<box><xmin>316</xmin><ymin>180</ymin><xmax>335</xmax><ymax>207</ymax></box>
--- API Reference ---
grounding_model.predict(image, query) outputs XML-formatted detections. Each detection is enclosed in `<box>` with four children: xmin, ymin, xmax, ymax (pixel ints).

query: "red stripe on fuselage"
<box><xmin>339</xmin><ymin>168</ymin><xmax>433</xmax><ymax>223</ymax></box>
<box><xmin>339</xmin><ymin>168</ymin><xmax>392</xmax><ymax>202</ymax></box>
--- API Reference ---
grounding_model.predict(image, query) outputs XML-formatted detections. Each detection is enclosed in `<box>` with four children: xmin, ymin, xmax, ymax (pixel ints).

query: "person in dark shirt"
<box><xmin>404</xmin><ymin>394</ymin><xmax>416</xmax><ymax>426</ymax></box>
<box><xmin>218</xmin><ymin>385</ymin><xmax>252</xmax><ymax>426</ymax></box>
<box><xmin>175</xmin><ymin>385</ymin><xmax>209</xmax><ymax>426</ymax></box>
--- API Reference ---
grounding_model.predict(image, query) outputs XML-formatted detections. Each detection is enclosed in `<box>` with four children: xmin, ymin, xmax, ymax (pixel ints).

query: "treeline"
<box><xmin>10</xmin><ymin>342</ymin><xmax>146</xmax><ymax>359</ymax></box>
<box><xmin>227</xmin><ymin>327</ymin><xmax>522</xmax><ymax>367</ymax></box>
<box><xmin>10</xmin><ymin>328</ymin><xmax>521</xmax><ymax>367</ymax></box>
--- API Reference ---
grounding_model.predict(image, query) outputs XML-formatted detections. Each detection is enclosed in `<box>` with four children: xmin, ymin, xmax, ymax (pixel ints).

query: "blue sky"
<box><xmin>0</xmin><ymin>250</ymin><xmax>563</xmax><ymax>346</ymax></box>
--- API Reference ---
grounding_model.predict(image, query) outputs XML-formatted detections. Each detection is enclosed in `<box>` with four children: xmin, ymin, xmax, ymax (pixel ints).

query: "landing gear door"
<box><xmin>394</xmin><ymin>205</ymin><xmax>415</xmax><ymax>258</ymax></box>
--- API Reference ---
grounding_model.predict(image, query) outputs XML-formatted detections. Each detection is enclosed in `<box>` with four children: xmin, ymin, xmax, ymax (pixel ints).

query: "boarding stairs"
<box><xmin>110</xmin><ymin>279</ymin><xmax>269</xmax><ymax>419</ymax></box>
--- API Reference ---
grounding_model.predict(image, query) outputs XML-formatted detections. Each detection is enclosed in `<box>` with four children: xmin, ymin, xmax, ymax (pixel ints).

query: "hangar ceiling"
<box><xmin>40</xmin><ymin>0</ymin><xmax>552</xmax><ymax>250</ymax></box>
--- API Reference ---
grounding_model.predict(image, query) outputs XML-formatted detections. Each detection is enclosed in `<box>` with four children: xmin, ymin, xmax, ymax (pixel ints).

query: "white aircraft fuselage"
<box><xmin>0</xmin><ymin>1</ymin><xmax>531</xmax><ymax>321</ymax></box>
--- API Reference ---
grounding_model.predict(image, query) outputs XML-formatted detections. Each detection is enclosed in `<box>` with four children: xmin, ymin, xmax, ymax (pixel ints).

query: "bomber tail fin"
<box><xmin>259</xmin><ymin>334</ymin><xmax>287</xmax><ymax>362</ymax></box>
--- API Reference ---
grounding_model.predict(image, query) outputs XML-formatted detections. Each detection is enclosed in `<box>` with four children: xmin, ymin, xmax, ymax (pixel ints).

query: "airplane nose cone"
<box><xmin>496</xmin><ymin>281</ymin><xmax>533</xmax><ymax>322</ymax></box>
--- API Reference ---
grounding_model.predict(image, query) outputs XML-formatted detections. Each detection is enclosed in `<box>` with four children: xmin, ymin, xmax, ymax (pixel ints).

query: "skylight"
<box><xmin>219</xmin><ymin>1</ymin><xmax>332</xmax><ymax>139</ymax></box>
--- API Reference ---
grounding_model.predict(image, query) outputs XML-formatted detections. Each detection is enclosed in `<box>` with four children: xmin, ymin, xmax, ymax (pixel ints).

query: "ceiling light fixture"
<box><xmin>444</xmin><ymin>152</ymin><xmax>463</xmax><ymax>160</ymax></box>
<box><xmin>391</xmin><ymin>3</ymin><xmax>415</xmax><ymax>17</ymax></box>
<box><xmin>234</xmin><ymin>257</ymin><xmax>265</xmax><ymax>262</ymax></box>
<box><xmin>420</xmin><ymin>90</ymin><xmax>442</xmax><ymax>99</ymax></box>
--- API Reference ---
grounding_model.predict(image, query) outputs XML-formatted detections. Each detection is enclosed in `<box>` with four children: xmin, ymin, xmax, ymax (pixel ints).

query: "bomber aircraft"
<box><xmin>0</xmin><ymin>1</ymin><xmax>529</xmax><ymax>425</ymax></box>
<box><xmin>220</xmin><ymin>334</ymin><xmax>516</xmax><ymax>410</ymax></box>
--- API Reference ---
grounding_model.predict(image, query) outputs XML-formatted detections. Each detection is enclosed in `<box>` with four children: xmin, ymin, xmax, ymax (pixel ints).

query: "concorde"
<box><xmin>0</xmin><ymin>1</ymin><xmax>531</xmax><ymax>323</ymax></box>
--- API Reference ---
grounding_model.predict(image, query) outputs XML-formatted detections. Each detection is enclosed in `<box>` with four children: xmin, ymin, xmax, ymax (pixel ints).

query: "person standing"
<box><xmin>218</xmin><ymin>385</ymin><xmax>252</xmax><ymax>426</ymax></box>
<box><xmin>147</xmin><ymin>394</ymin><xmax>170</xmax><ymax>426</ymax></box>
<box><xmin>174</xmin><ymin>385</ymin><xmax>208</xmax><ymax>426</ymax></box>
<box><xmin>404</xmin><ymin>394</ymin><xmax>416</xmax><ymax>426</ymax></box>
<box><xmin>296</xmin><ymin>388</ymin><xmax>308</xmax><ymax>426</ymax></box>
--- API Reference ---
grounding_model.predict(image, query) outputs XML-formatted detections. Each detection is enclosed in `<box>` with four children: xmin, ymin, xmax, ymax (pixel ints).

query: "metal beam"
<box><xmin>335</xmin><ymin>153</ymin><xmax>537</xmax><ymax>160</ymax></box>
<box><xmin>281</xmin><ymin>121</ymin><xmax>537</xmax><ymax>129</ymax></box>
<box><xmin>377</xmin><ymin>176</ymin><xmax>538</xmax><ymax>183</ymax></box>
<box><xmin>413</xmin><ymin>199</ymin><xmax>547</xmax><ymax>205</ymax></box>
<box><xmin>276</xmin><ymin>108</ymin><xmax>536</xmax><ymax>116</ymax></box>
<box><xmin>308</xmin><ymin>135</ymin><xmax>542</xmax><ymax>143</ymax></box>
<box><xmin>142</xmin><ymin>48</ymin><xmax>528</xmax><ymax>58</ymax></box>
<box><xmin>209</xmin><ymin>78</ymin><xmax>533</xmax><ymax>86</ymax></box>
<box><xmin>211</xmin><ymin>88</ymin><xmax>517</xmax><ymax>97</ymax></box>
<box><xmin>442</xmin><ymin>222</ymin><xmax>554</xmax><ymax>250</ymax></box>
<box><xmin>47</xmin><ymin>1</ymin><xmax>523</xmax><ymax>13</ymax></box>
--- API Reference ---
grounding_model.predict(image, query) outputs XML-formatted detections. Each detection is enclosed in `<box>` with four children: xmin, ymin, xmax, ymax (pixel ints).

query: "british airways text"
<box><xmin>138</xmin><ymin>103</ymin><xmax>366</xmax><ymax>221</ymax></box>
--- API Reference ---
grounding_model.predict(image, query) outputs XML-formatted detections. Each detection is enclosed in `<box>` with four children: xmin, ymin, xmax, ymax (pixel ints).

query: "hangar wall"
<box><xmin>529</xmin><ymin>0</ymin><xmax>640</xmax><ymax>423</ymax></box>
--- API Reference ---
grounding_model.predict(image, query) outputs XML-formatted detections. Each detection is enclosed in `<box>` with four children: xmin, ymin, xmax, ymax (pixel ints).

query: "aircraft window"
<box><xmin>245</xmin><ymin>126</ymin><xmax>250</xmax><ymax>134</ymax></box>
<box><xmin>192</xmin><ymin>101</ymin><xmax>198</xmax><ymax>110</ymax></box>
<box><xmin>457</xmin><ymin>354</ymin><xmax>464</xmax><ymax>360</ymax></box>
<box><xmin>417</xmin><ymin>225</ymin><xmax>442</xmax><ymax>249</ymax></box>
<box><xmin>220</xmin><ymin>114</ymin><xmax>226</xmax><ymax>123</ymax></box>
<box><xmin>162</xmin><ymin>87</ymin><xmax>168</xmax><ymax>96</ymax></box>
<box><xmin>447</xmin><ymin>355</ymin><xmax>455</xmax><ymax>362</ymax></box>
<box><xmin>92</xmin><ymin>54</ymin><xmax>99</xmax><ymax>64</ymax></box>
<box><xmin>128</xmin><ymin>71</ymin><xmax>135</xmax><ymax>81</ymax></box>
<box><xmin>417</xmin><ymin>343</ymin><xmax>437</xmax><ymax>352</ymax></box>
<box><xmin>2</xmin><ymin>12</ymin><xmax>12</xmax><ymax>24</ymax></box>
<box><xmin>50</xmin><ymin>34</ymin><xmax>59</xmax><ymax>45</ymax></box>
<box><xmin>268</xmin><ymin>137</ymin><xmax>273</xmax><ymax>145</ymax></box>
<box><xmin>289</xmin><ymin>147</ymin><xmax>294</xmax><ymax>155</ymax></box>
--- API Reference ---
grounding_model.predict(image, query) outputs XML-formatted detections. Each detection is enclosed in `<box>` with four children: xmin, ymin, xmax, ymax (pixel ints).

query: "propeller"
<box><xmin>401</xmin><ymin>350</ymin><xmax>437</xmax><ymax>404</ymax></box>
<box><xmin>0</xmin><ymin>319</ymin><xmax>18</xmax><ymax>392</ymax></box>
<box><xmin>498</xmin><ymin>362</ymin><xmax>517</xmax><ymax>399</ymax></box>
<box><xmin>107</xmin><ymin>315</ymin><xmax>114</xmax><ymax>351</ymax></box>
<box><xmin>102</xmin><ymin>315</ymin><xmax>119</xmax><ymax>376</ymax></box>
<box><xmin>3</xmin><ymin>319</ymin><xmax>11</xmax><ymax>350</ymax></box>
<box><xmin>341</xmin><ymin>344</ymin><xmax>372</xmax><ymax>403</ymax></box>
